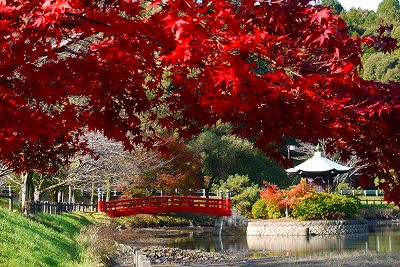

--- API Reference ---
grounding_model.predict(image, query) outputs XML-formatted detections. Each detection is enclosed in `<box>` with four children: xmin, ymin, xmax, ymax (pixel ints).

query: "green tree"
<box><xmin>212</xmin><ymin>174</ymin><xmax>260</xmax><ymax>215</ymax></box>
<box><xmin>341</xmin><ymin>8</ymin><xmax>377</xmax><ymax>36</ymax></box>
<box><xmin>322</xmin><ymin>0</ymin><xmax>344</xmax><ymax>14</ymax></box>
<box><xmin>362</xmin><ymin>52</ymin><xmax>400</xmax><ymax>82</ymax></box>
<box><xmin>377</xmin><ymin>0</ymin><xmax>400</xmax><ymax>23</ymax></box>
<box><xmin>190</xmin><ymin>124</ymin><xmax>290</xmax><ymax>190</ymax></box>
<box><xmin>375</xmin><ymin>0</ymin><xmax>400</xmax><ymax>40</ymax></box>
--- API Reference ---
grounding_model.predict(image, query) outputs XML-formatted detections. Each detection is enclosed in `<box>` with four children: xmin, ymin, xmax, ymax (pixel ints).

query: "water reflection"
<box><xmin>164</xmin><ymin>225</ymin><xmax>400</xmax><ymax>256</ymax></box>
<box><xmin>247</xmin><ymin>234</ymin><xmax>368</xmax><ymax>255</ymax></box>
<box><xmin>365</xmin><ymin>225</ymin><xmax>400</xmax><ymax>253</ymax></box>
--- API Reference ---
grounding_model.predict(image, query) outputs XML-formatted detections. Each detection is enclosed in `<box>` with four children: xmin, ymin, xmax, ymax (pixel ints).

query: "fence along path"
<box><xmin>28</xmin><ymin>201</ymin><xmax>97</xmax><ymax>214</ymax></box>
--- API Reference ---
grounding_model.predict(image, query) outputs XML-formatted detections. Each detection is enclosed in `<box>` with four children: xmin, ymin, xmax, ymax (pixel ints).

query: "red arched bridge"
<box><xmin>98</xmin><ymin>195</ymin><xmax>231</xmax><ymax>217</ymax></box>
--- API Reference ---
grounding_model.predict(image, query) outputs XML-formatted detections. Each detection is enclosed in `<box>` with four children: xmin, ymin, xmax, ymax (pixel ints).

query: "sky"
<box><xmin>338</xmin><ymin>0</ymin><xmax>382</xmax><ymax>11</ymax></box>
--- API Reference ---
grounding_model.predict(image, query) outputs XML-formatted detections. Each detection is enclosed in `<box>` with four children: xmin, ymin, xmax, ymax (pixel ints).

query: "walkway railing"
<box><xmin>338</xmin><ymin>189</ymin><xmax>384</xmax><ymax>197</ymax></box>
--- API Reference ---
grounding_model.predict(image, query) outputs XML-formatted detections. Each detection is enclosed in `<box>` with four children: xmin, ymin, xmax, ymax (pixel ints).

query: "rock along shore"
<box><xmin>111</xmin><ymin>243</ymin><xmax>239</xmax><ymax>266</ymax></box>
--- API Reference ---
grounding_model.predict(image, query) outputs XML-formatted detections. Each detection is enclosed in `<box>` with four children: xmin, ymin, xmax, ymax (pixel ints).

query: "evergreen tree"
<box><xmin>377</xmin><ymin>0</ymin><xmax>400</xmax><ymax>23</ymax></box>
<box><xmin>341</xmin><ymin>8</ymin><xmax>377</xmax><ymax>36</ymax></box>
<box><xmin>362</xmin><ymin>53</ymin><xmax>400</xmax><ymax>82</ymax></box>
<box><xmin>322</xmin><ymin>0</ymin><xmax>344</xmax><ymax>15</ymax></box>
<box><xmin>190</xmin><ymin>124</ymin><xmax>290</xmax><ymax>190</ymax></box>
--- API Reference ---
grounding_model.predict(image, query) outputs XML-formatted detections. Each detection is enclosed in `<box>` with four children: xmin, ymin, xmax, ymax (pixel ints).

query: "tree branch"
<box><xmin>65</xmin><ymin>12</ymin><xmax>112</xmax><ymax>27</ymax></box>
<box><xmin>39</xmin><ymin>180</ymin><xmax>67</xmax><ymax>194</ymax></box>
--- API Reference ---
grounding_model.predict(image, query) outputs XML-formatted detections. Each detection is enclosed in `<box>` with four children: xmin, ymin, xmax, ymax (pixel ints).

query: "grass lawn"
<box><xmin>355</xmin><ymin>195</ymin><xmax>398</xmax><ymax>208</ymax></box>
<box><xmin>0</xmin><ymin>197</ymin><xmax>11</xmax><ymax>209</ymax></box>
<box><xmin>0</xmin><ymin>208</ymin><xmax>96</xmax><ymax>267</ymax></box>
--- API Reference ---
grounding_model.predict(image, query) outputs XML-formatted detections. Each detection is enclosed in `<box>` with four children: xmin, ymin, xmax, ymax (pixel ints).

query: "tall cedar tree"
<box><xmin>1</xmin><ymin>1</ymin><xmax>400</xmax><ymax>204</ymax></box>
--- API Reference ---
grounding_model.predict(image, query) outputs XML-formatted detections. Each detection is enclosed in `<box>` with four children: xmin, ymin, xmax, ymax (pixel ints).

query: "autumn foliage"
<box><xmin>254</xmin><ymin>179</ymin><xmax>361</xmax><ymax>220</ymax></box>
<box><xmin>259</xmin><ymin>179</ymin><xmax>313</xmax><ymax>210</ymax></box>
<box><xmin>125</xmin><ymin>138</ymin><xmax>204</xmax><ymax>195</ymax></box>
<box><xmin>152</xmin><ymin>140</ymin><xmax>204</xmax><ymax>192</ymax></box>
<box><xmin>1</xmin><ymin>1</ymin><xmax>400</xmax><ymax>204</ymax></box>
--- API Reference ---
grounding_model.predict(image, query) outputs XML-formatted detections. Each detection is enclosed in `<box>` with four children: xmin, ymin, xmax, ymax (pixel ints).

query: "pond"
<box><xmin>162</xmin><ymin>224</ymin><xmax>400</xmax><ymax>257</ymax></box>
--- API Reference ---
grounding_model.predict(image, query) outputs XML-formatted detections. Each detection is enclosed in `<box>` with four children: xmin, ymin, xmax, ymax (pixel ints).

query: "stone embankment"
<box><xmin>247</xmin><ymin>219</ymin><xmax>368</xmax><ymax>236</ymax></box>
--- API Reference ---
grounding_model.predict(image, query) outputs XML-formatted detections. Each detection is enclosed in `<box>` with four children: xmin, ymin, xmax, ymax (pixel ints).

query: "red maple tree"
<box><xmin>259</xmin><ymin>179</ymin><xmax>313</xmax><ymax>210</ymax></box>
<box><xmin>131</xmin><ymin>138</ymin><xmax>204</xmax><ymax>194</ymax></box>
<box><xmin>1</xmin><ymin>1</ymin><xmax>400</xmax><ymax>204</ymax></box>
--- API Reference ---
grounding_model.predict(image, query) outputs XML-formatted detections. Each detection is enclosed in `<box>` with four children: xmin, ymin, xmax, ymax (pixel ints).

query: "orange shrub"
<box><xmin>259</xmin><ymin>179</ymin><xmax>313</xmax><ymax>210</ymax></box>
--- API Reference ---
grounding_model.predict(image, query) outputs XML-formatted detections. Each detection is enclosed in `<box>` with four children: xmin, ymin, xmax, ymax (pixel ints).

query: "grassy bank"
<box><xmin>0</xmin><ymin>208</ymin><xmax>98</xmax><ymax>267</ymax></box>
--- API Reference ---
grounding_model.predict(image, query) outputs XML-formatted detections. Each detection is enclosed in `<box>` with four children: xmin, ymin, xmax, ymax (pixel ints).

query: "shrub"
<box><xmin>114</xmin><ymin>214</ymin><xmax>192</xmax><ymax>227</ymax></box>
<box><xmin>292</xmin><ymin>193</ymin><xmax>360</xmax><ymax>220</ymax></box>
<box><xmin>252</xmin><ymin>199</ymin><xmax>283</xmax><ymax>219</ymax></box>
<box><xmin>213</xmin><ymin>174</ymin><xmax>260</xmax><ymax>216</ymax></box>
<box><xmin>77</xmin><ymin>225</ymin><xmax>117</xmax><ymax>266</ymax></box>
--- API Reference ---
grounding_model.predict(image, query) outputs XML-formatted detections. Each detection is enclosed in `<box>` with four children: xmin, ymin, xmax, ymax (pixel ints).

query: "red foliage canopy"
<box><xmin>1</xmin><ymin>1</ymin><xmax>400</xmax><ymax>203</ymax></box>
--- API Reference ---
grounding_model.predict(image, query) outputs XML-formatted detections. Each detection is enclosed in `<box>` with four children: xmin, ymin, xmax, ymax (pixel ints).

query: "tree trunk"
<box><xmin>105</xmin><ymin>175</ymin><xmax>111</xmax><ymax>202</ymax></box>
<box><xmin>205</xmin><ymin>176</ymin><xmax>216</xmax><ymax>198</ymax></box>
<box><xmin>21</xmin><ymin>172</ymin><xmax>32</xmax><ymax>212</ymax></box>
<box><xmin>91</xmin><ymin>178</ymin><xmax>95</xmax><ymax>205</ymax></box>
<box><xmin>28</xmin><ymin>176</ymin><xmax>34</xmax><ymax>202</ymax></box>
<box><xmin>33</xmin><ymin>185</ymin><xmax>41</xmax><ymax>202</ymax></box>
<box><xmin>68</xmin><ymin>184</ymin><xmax>72</xmax><ymax>203</ymax></box>
<box><xmin>50</xmin><ymin>191</ymin><xmax>56</xmax><ymax>202</ymax></box>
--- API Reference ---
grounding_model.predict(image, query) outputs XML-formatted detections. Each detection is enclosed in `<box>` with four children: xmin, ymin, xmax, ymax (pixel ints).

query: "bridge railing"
<box><xmin>98</xmin><ymin>195</ymin><xmax>231</xmax><ymax>217</ymax></box>
<box><xmin>101</xmin><ymin>196</ymin><xmax>229</xmax><ymax>211</ymax></box>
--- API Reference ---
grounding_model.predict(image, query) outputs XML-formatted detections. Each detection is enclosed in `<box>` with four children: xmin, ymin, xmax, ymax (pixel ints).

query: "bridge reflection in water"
<box><xmin>164</xmin><ymin>225</ymin><xmax>400</xmax><ymax>256</ymax></box>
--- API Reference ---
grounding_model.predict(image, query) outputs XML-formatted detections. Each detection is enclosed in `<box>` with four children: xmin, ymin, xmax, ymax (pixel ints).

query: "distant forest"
<box><xmin>323</xmin><ymin>0</ymin><xmax>400</xmax><ymax>82</ymax></box>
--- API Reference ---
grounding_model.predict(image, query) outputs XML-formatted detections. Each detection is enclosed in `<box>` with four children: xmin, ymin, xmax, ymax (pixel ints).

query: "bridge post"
<box><xmin>98</xmin><ymin>200</ymin><xmax>106</xmax><ymax>212</ymax></box>
<box><xmin>213</xmin><ymin>216</ymin><xmax>224</xmax><ymax>236</ymax></box>
<box><xmin>219</xmin><ymin>190</ymin><xmax>223</xmax><ymax>209</ymax></box>
<box><xmin>226</xmin><ymin>190</ymin><xmax>230</xmax><ymax>211</ymax></box>
<box><xmin>213</xmin><ymin>190</ymin><xmax>231</xmax><ymax>236</ymax></box>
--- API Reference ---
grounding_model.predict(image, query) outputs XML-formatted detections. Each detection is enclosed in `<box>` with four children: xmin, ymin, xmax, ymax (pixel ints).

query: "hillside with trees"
<box><xmin>324</xmin><ymin>0</ymin><xmax>400</xmax><ymax>82</ymax></box>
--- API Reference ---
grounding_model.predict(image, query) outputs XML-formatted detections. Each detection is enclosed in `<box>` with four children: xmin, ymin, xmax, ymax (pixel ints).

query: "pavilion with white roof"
<box><xmin>286</xmin><ymin>145</ymin><xmax>352</xmax><ymax>191</ymax></box>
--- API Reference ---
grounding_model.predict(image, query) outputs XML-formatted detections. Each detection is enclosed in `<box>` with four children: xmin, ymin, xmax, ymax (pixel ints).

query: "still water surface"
<box><xmin>163</xmin><ymin>225</ymin><xmax>400</xmax><ymax>257</ymax></box>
